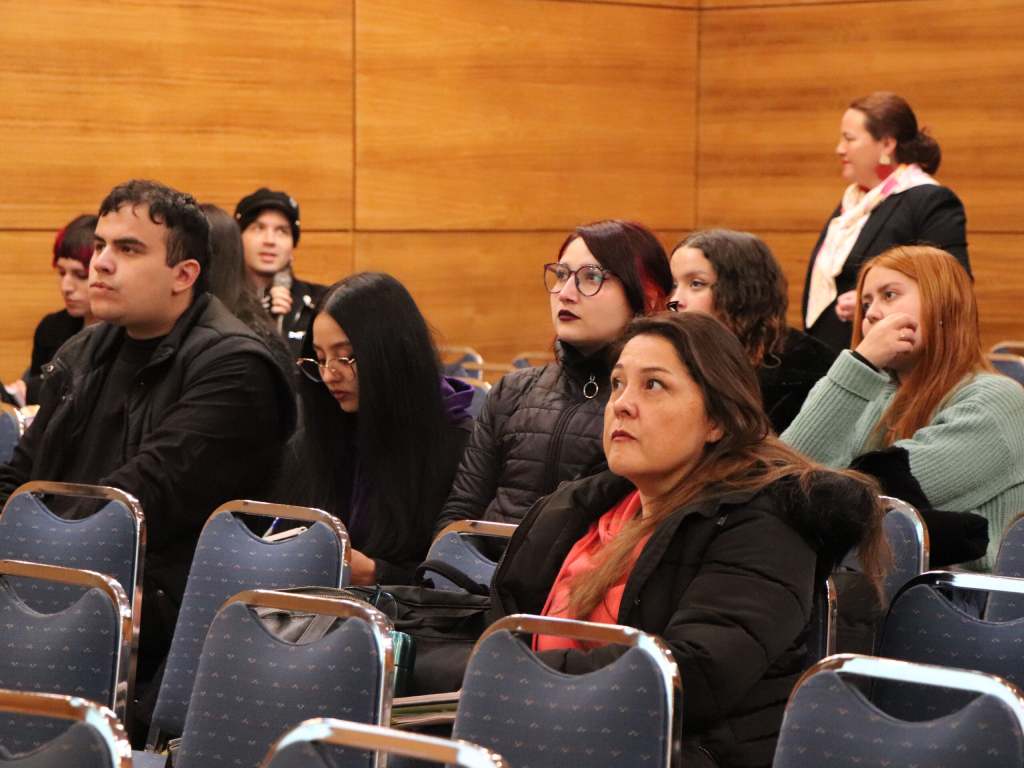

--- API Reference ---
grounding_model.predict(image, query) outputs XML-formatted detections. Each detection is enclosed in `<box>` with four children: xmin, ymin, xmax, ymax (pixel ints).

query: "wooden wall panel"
<box><xmin>0</xmin><ymin>1</ymin><xmax>353</xmax><ymax>231</ymax></box>
<box><xmin>698</xmin><ymin>0</ymin><xmax>1024</xmax><ymax>233</ymax></box>
<box><xmin>580</xmin><ymin>0</ymin><xmax>696</xmax><ymax>7</ymax></box>
<box><xmin>355</xmin><ymin>0</ymin><xmax>697</xmax><ymax>231</ymax></box>
<box><xmin>353</xmin><ymin>233</ymin><xmax>559</xmax><ymax>364</ymax></box>
<box><xmin>288</xmin><ymin>232</ymin><xmax>355</xmax><ymax>290</ymax></box>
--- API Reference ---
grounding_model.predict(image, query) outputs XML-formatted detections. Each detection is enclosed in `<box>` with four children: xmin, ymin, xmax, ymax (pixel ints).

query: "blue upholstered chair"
<box><xmin>168</xmin><ymin>589</ymin><xmax>393</xmax><ymax>768</ymax></box>
<box><xmin>0</xmin><ymin>690</ymin><xmax>132</xmax><ymax>768</ymax></box>
<box><xmin>440</xmin><ymin>347</ymin><xmax>485</xmax><ymax>380</ymax></box>
<box><xmin>0</xmin><ymin>405</ymin><xmax>24</xmax><ymax>466</ymax></box>
<box><xmin>420</xmin><ymin>520</ymin><xmax>517</xmax><ymax>594</ymax></box>
<box><xmin>449</xmin><ymin>614</ymin><xmax>681</xmax><ymax>768</ymax></box>
<box><xmin>149</xmin><ymin>500</ymin><xmax>349</xmax><ymax>744</ymax></box>
<box><xmin>259</xmin><ymin>717</ymin><xmax>507</xmax><ymax>768</ymax></box>
<box><xmin>987</xmin><ymin>513</ymin><xmax>1024</xmax><ymax>619</ymax></box>
<box><xmin>0</xmin><ymin>560</ymin><xmax>131</xmax><ymax>754</ymax></box>
<box><xmin>453</xmin><ymin>378</ymin><xmax>491</xmax><ymax>420</ymax></box>
<box><xmin>876</xmin><ymin>570</ymin><xmax>1024</xmax><ymax>720</ymax></box>
<box><xmin>843</xmin><ymin>496</ymin><xmax>928</xmax><ymax>608</ymax></box>
<box><xmin>989</xmin><ymin>352</ymin><xmax>1024</xmax><ymax>386</ymax></box>
<box><xmin>773</xmin><ymin>653</ymin><xmax>1024</xmax><ymax>767</ymax></box>
<box><xmin>510</xmin><ymin>351</ymin><xmax>553</xmax><ymax>370</ymax></box>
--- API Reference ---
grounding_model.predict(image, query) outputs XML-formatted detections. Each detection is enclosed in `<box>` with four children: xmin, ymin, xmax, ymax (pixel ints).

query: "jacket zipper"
<box><xmin>540</xmin><ymin>375</ymin><xmax>596</xmax><ymax>493</ymax></box>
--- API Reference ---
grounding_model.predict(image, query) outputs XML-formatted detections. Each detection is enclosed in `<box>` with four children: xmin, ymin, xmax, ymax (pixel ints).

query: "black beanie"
<box><xmin>234</xmin><ymin>188</ymin><xmax>301</xmax><ymax>245</ymax></box>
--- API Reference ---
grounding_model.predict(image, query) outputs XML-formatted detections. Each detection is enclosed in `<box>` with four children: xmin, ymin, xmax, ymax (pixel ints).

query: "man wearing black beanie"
<box><xmin>234</xmin><ymin>187</ymin><xmax>326</xmax><ymax>354</ymax></box>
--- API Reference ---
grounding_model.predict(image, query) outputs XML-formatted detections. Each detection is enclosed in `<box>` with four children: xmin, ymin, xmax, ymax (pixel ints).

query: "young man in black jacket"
<box><xmin>234</xmin><ymin>187</ymin><xmax>326</xmax><ymax>355</ymax></box>
<box><xmin>0</xmin><ymin>180</ymin><xmax>296</xmax><ymax>694</ymax></box>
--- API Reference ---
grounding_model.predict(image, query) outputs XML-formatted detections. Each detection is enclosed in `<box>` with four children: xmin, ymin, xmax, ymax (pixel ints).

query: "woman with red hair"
<box><xmin>3</xmin><ymin>215</ymin><xmax>98</xmax><ymax>405</ymax></box>
<box><xmin>784</xmin><ymin>245</ymin><xmax>1024</xmax><ymax>569</ymax></box>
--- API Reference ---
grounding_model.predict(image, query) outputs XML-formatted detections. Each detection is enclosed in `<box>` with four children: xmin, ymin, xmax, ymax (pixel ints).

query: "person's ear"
<box><xmin>706</xmin><ymin>419</ymin><xmax>725</xmax><ymax>445</ymax></box>
<box><xmin>171</xmin><ymin>259</ymin><xmax>201</xmax><ymax>295</ymax></box>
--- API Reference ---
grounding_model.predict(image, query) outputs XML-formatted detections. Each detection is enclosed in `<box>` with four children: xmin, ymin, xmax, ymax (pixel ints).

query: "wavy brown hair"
<box><xmin>567</xmin><ymin>312</ymin><xmax>888</xmax><ymax>619</ymax></box>
<box><xmin>673</xmin><ymin>229</ymin><xmax>789</xmax><ymax>367</ymax></box>
<box><xmin>852</xmin><ymin>245</ymin><xmax>990</xmax><ymax>447</ymax></box>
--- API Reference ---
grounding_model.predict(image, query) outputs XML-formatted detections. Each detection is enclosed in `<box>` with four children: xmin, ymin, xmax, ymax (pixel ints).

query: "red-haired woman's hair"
<box><xmin>852</xmin><ymin>245</ymin><xmax>989</xmax><ymax>446</ymax></box>
<box><xmin>52</xmin><ymin>214</ymin><xmax>97</xmax><ymax>269</ymax></box>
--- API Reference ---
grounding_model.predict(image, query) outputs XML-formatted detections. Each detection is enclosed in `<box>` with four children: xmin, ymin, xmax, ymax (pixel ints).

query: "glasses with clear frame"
<box><xmin>543</xmin><ymin>262</ymin><xmax>614</xmax><ymax>297</ymax></box>
<box><xmin>296</xmin><ymin>355</ymin><xmax>357</xmax><ymax>383</ymax></box>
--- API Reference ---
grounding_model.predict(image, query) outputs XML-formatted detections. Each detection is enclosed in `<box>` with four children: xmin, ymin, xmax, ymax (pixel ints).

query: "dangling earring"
<box><xmin>879</xmin><ymin>154</ymin><xmax>892</xmax><ymax>166</ymax></box>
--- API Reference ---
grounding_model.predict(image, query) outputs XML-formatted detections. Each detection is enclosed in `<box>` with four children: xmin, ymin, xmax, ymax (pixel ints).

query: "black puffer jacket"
<box><xmin>491</xmin><ymin>469</ymin><xmax>876</xmax><ymax>768</ymax></box>
<box><xmin>437</xmin><ymin>342</ymin><xmax>611</xmax><ymax>529</ymax></box>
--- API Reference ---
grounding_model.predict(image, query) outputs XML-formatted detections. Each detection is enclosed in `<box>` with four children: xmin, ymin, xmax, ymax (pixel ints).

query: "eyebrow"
<box><xmin>95</xmin><ymin>235</ymin><xmax>147</xmax><ymax>250</ymax></box>
<box><xmin>612</xmin><ymin>364</ymin><xmax>673</xmax><ymax>374</ymax></box>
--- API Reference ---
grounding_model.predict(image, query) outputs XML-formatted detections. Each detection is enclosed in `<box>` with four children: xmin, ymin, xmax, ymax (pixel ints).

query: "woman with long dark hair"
<box><xmin>290</xmin><ymin>272</ymin><xmax>474</xmax><ymax>584</ymax></box>
<box><xmin>786</xmin><ymin>245</ymin><xmax>1024</xmax><ymax>569</ymax></box>
<box><xmin>668</xmin><ymin>229</ymin><xmax>836</xmax><ymax>432</ymax></box>
<box><xmin>803</xmin><ymin>92</ymin><xmax>970</xmax><ymax>353</ymax></box>
<box><xmin>437</xmin><ymin>219</ymin><xmax>672</xmax><ymax>529</ymax></box>
<box><xmin>492</xmin><ymin>312</ymin><xmax>886</xmax><ymax>767</ymax></box>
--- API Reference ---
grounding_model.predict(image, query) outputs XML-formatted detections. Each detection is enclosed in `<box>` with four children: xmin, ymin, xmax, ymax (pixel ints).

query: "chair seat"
<box><xmin>131</xmin><ymin>749</ymin><xmax>168</xmax><ymax>768</ymax></box>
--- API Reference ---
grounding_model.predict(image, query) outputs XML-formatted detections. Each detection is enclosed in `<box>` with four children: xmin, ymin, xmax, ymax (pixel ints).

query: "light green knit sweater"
<box><xmin>782</xmin><ymin>351</ymin><xmax>1024</xmax><ymax>570</ymax></box>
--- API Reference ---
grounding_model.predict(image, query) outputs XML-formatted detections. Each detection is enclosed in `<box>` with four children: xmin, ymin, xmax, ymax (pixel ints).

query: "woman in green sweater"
<box><xmin>783</xmin><ymin>245</ymin><xmax>1024</xmax><ymax>570</ymax></box>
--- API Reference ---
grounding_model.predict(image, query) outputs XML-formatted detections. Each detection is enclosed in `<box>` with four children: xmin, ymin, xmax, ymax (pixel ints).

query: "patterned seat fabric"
<box><xmin>453</xmin><ymin>629</ymin><xmax>670</xmax><ymax>768</ymax></box>
<box><xmin>174</xmin><ymin>602</ymin><xmax>382</xmax><ymax>768</ymax></box>
<box><xmin>987</xmin><ymin>516</ymin><xmax>1024</xmax><ymax>620</ymax></box>
<box><xmin>421</xmin><ymin>533</ymin><xmax>500</xmax><ymax>593</ymax></box>
<box><xmin>877</xmin><ymin>584</ymin><xmax>1024</xmax><ymax>719</ymax></box>
<box><xmin>151</xmin><ymin>514</ymin><xmax>343</xmax><ymax>737</ymax></box>
<box><xmin>0</xmin><ymin>583</ymin><xmax>118</xmax><ymax>754</ymax></box>
<box><xmin>0</xmin><ymin>494</ymin><xmax>137</xmax><ymax>614</ymax></box>
<box><xmin>0</xmin><ymin>410</ymin><xmax>18</xmax><ymax>465</ymax></box>
<box><xmin>773</xmin><ymin>669</ymin><xmax>1024</xmax><ymax>767</ymax></box>
<box><xmin>880</xmin><ymin>509</ymin><xmax>925</xmax><ymax>605</ymax></box>
<box><xmin>0</xmin><ymin>721</ymin><xmax>114</xmax><ymax>768</ymax></box>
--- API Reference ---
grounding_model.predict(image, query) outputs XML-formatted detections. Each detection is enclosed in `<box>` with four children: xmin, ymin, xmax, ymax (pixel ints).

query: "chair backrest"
<box><xmin>989</xmin><ymin>352</ymin><xmax>1024</xmax><ymax>386</ymax></box>
<box><xmin>421</xmin><ymin>520</ymin><xmax>517</xmax><ymax>593</ymax></box>
<box><xmin>804</xmin><ymin>576</ymin><xmax>837</xmax><ymax>666</ymax></box>
<box><xmin>440</xmin><ymin>346</ymin><xmax>484</xmax><ymax>380</ymax></box>
<box><xmin>989</xmin><ymin>511</ymin><xmax>1024</xmax><ymax>619</ymax></box>
<box><xmin>992</xmin><ymin>340</ymin><xmax>1024</xmax><ymax>357</ymax></box>
<box><xmin>0</xmin><ymin>560</ymin><xmax>130</xmax><ymax>752</ymax></box>
<box><xmin>876</xmin><ymin>496</ymin><xmax>929</xmax><ymax>606</ymax></box>
<box><xmin>773</xmin><ymin>653</ymin><xmax>1024</xmax><ymax>768</ymax></box>
<box><xmin>151</xmin><ymin>500</ymin><xmax>349</xmax><ymax>740</ymax></box>
<box><xmin>175</xmin><ymin>590</ymin><xmax>394</xmax><ymax>768</ymax></box>
<box><xmin>452</xmin><ymin>614</ymin><xmax>680</xmax><ymax>768</ymax></box>
<box><xmin>0</xmin><ymin>405</ymin><xmax>24</xmax><ymax>465</ymax></box>
<box><xmin>0</xmin><ymin>690</ymin><xmax>131</xmax><ymax>768</ymax></box>
<box><xmin>259</xmin><ymin>716</ymin><xmax>508</xmax><ymax>768</ymax></box>
<box><xmin>877</xmin><ymin>571</ymin><xmax>1024</xmax><ymax>719</ymax></box>
<box><xmin>510</xmin><ymin>351</ymin><xmax>554</xmax><ymax>369</ymax></box>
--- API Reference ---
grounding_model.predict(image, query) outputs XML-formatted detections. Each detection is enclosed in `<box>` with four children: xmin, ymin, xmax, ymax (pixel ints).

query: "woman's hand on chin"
<box><xmin>349</xmin><ymin>548</ymin><xmax>378</xmax><ymax>585</ymax></box>
<box><xmin>855</xmin><ymin>313</ymin><xmax>918</xmax><ymax>370</ymax></box>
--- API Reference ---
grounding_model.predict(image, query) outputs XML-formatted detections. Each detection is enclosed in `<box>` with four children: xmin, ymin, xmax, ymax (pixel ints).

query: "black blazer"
<box><xmin>802</xmin><ymin>184</ymin><xmax>970</xmax><ymax>353</ymax></box>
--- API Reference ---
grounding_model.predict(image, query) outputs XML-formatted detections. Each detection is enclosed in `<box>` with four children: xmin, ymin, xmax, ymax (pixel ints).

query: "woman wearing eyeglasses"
<box><xmin>667</xmin><ymin>229</ymin><xmax>836</xmax><ymax>433</ymax></box>
<box><xmin>287</xmin><ymin>272</ymin><xmax>475</xmax><ymax>584</ymax></box>
<box><xmin>437</xmin><ymin>220</ymin><xmax>672</xmax><ymax>530</ymax></box>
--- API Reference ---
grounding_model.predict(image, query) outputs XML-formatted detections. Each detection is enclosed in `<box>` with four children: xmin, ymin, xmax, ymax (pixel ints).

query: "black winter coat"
<box><xmin>802</xmin><ymin>184</ymin><xmax>970</xmax><ymax>352</ymax></box>
<box><xmin>491</xmin><ymin>469</ymin><xmax>874</xmax><ymax>768</ymax></box>
<box><xmin>0</xmin><ymin>294</ymin><xmax>296</xmax><ymax>674</ymax></box>
<box><xmin>759</xmin><ymin>329</ymin><xmax>837</xmax><ymax>434</ymax></box>
<box><xmin>25</xmin><ymin>309</ymin><xmax>84</xmax><ymax>404</ymax></box>
<box><xmin>277</xmin><ymin>275</ymin><xmax>327</xmax><ymax>356</ymax></box>
<box><xmin>437</xmin><ymin>342</ymin><xmax>611</xmax><ymax>529</ymax></box>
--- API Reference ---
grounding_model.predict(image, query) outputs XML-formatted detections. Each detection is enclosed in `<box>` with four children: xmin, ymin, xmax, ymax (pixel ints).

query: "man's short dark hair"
<box><xmin>99</xmin><ymin>179</ymin><xmax>211</xmax><ymax>293</ymax></box>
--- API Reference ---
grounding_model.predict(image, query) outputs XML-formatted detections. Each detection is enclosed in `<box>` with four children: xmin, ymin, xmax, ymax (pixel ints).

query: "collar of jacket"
<box><xmin>82</xmin><ymin>292</ymin><xmax>214</xmax><ymax>372</ymax></box>
<box><xmin>556</xmin><ymin>340</ymin><xmax>613</xmax><ymax>386</ymax></box>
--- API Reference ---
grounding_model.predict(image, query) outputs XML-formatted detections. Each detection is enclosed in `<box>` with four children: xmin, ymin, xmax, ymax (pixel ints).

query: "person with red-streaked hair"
<box><xmin>3</xmin><ymin>214</ymin><xmax>99</xmax><ymax>406</ymax></box>
<box><xmin>785</xmin><ymin>245</ymin><xmax>1024</xmax><ymax>570</ymax></box>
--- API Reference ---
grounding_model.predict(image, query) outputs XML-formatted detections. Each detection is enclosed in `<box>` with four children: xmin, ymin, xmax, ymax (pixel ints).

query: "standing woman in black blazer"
<box><xmin>803</xmin><ymin>92</ymin><xmax>970</xmax><ymax>352</ymax></box>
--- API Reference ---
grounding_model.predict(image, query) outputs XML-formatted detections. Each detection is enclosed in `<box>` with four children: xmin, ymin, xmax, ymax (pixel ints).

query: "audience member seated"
<box><xmin>234</xmin><ymin>187</ymin><xmax>326</xmax><ymax>355</ymax></box>
<box><xmin>437</xmin><ymin>219</ymin><xmax>672</xmax><ymax>529</ymax></box>
<box><xmin>668</xmin><ymin>229</ymin><xmax>836</xmax><ymax>432</ymax></box>
<box><xmin>200</xmin><ymin>202</ymin><xmax>295</xmax><ymax>374</ymax></box>
<box><xmin>489</xmin><ymin>312</ymin><xmax>886</xmax><ymax>768</ymax></box>
<box><xmin>804</xmin><ymin>91</ymin><xmax>970</xmax><ymax>353</ymax></box>
<box><xmin>2</xmin><ymin>215</ymin><xmax>99</xmax><ymax>406</ymax></box>
<box><xmin>784</xmin><ymin>245</ymin><xmax>1024</xmax><ymax>569</ymax></box>
<box><xmin>0</xmin><ymin>180</ymin><xmax>297</xmax><ymax>696</ymax></box>
<box><xmin>279</xmin><ymin>272</ymin><xmax>474</xmax><ymax>584</ymax></box>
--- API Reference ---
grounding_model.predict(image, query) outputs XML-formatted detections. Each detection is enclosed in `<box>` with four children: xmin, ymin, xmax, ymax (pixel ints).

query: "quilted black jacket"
<box><xmin>436</xmin><ymin>342</ymin><xmax>611</xmax><ymax>530</ymax></box>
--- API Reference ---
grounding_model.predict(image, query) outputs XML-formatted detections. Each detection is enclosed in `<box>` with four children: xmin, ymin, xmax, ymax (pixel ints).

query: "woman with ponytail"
<box><xmin>491</xmin><ymin>312</ymin><xmax>886</xmax><ymax>768</ymax></box>
<box><xmin>785</xmin><ymin>246</ymin><xmax>1024</xmax><ymax>570</ymax></box>
<box><xmin>803</xmin><ymin>92</ymin><xmax>970</xmax><ymax>353</ymax></box>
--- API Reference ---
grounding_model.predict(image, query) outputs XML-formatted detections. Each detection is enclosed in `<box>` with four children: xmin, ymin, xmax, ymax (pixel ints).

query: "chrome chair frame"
<box><xmin>3</xmin><ymin>480</ymin><xmax>146</xmax><ymax>715</ymax></box>
<box><xmin>209</xmin><ymin>499</ymin><xmax>351</xmax><ymax>581</ymax></box>
<box><xmin>893</xmin><ymin>569</ymin><xmax>1024</xmax><ymax>603</ymax></box>
<box><xmin>433</xmin><ymin>520</ymin><xmax>518</xmax><ymax>543</ymax></box>
<box><xmin>259</xmin><ymin>716</ymin><xmax>508</xmax><ymax>768</ymax></box>
<box><xmin>225</xmin><ymin>589</ymin><xmax>396</xmax><ymax>729</ymax></box>
<box><xmin>794</xmin><ymin>652</ymin><xmax>1024</xmax><ymax>727</ymax></box>
<box><xmin>991</xmin><ymin>341</ymin><xmax>1024</xmax><ymax>357</ymax></box>
<box><xmin>880</xmin><ymin>495</ymin><xmax>930</xmax><ymax>570</ymax></box>
<box><xmin>0</xmin><ymin>559</ymin><xmax>132</xmax><ymax>723</ymax></box>
<box><xmin>0</xmin><ymin>689</ymin><xmax>132</xmax><ymax>768</ymax></box>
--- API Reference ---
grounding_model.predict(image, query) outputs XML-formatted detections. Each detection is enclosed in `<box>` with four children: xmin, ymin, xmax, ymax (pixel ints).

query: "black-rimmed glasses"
<box><xmin>296</xmin><ymin>356</ymin><xmax>356</xmax><ymax>383</ymax></box>
<box><xmin>543</xmin><ymin>262</ymin><xmax>614</xmax><ymax>297</ymax></box>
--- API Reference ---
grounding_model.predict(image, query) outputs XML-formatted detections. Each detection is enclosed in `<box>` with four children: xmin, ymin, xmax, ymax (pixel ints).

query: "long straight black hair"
<box><xmin>297</xmin><ymin>272</ymin><xmax>451</xmax><ymax>560</ymax></box>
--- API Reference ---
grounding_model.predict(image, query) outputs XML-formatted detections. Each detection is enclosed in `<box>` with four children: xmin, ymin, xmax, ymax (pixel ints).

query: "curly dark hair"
<box><xmin>672</xmin><ymin>229</ymin><xmax>789</xmax><ymax>368</ymax></box>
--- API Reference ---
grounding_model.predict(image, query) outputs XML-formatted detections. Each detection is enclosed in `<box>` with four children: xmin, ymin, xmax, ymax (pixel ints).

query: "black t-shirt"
<box><xmin>60</xmin><ymin>334</ymin><xmax>164</xmax><ymax>497</ymax></box>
